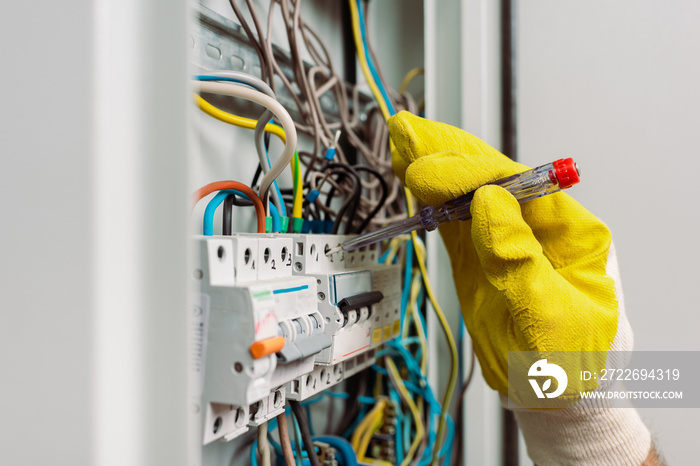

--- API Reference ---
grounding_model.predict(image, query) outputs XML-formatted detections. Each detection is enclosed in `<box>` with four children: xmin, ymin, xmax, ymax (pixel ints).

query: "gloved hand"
<box><xmin>388</xmin><ymin>111</ymin><xmax>652</xmax><ymax>466</ymax></box>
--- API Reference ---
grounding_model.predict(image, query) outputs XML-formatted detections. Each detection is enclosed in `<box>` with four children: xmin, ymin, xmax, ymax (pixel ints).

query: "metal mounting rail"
<box><xmin>191</xmin><ymin>2</ymin><xmax>373</xmax><ymax>124</ymax></box>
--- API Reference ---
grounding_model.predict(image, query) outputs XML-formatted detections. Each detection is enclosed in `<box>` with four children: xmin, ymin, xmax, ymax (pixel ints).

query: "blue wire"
<box><xmin>203</xmin><ymin>190</ymin><xmax>247</xmax><ymax>236</ymax></box>
<box><xmin>194</xmin><ymin>75</ymin><xmax>267</xmax><ymax>93</ymax></box>
<box><xmin>305</xmin><ymin>404</ymin><xmax>315</xmax><ymax>437</ymax></box>
<box><xmin>313</xmin><ymin>436</ymin><xmax>359</xmax><ymax>466</ymax></box>
<box><xmin>388</xmin><ymin>389</ymin><xmax>404</xmax><ymax>464</ymax></box>
<box><xmin>269</xmin><ymin>202</ymin><xmax>281</xmax><ymax>232</ymax></box>
<box><xmin>400</xmin><ymin>240</ymin><xmax>414</xmax><ymax>328</ymax></box>
<box><xmin>439</xmin><ymin>414</ymin><xmax>455</xmax><ymax>463</ymax></box>
<box><xmin>355</xmin><ymin>0</ymin><xmax>396</xmax><ymax>116</ymax></box>
<box><xmin>203</xmin><ymin>189</ymin><xmax>281</xmax><ymax>234</ymax></box>
<box><xmin>343</xmin><ymin>402</ymin><xmax>369</xmax><ymax>439</ymax></box>
<box><xmin>250</xmin><ymin>439</ymin><xmax>259</xmax><ymax>466</ymax></box>
<box><xmin>379</xmin><ymin>248</ymin><xmax>391</xmax><ymax>264</ymax></box>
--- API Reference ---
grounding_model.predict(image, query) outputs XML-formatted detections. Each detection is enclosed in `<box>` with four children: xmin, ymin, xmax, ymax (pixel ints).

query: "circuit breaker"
<box><xmin>192</xmin><ymin>234</ymin><xmax>400</xmax><ymax>444</ymax></box>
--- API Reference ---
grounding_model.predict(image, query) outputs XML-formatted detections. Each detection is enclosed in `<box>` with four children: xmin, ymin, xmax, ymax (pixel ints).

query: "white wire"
<box><xmin>199</xmin><ymin>73</ymin><xmax>286</xmax><ymax>216</ymax></box>
<box><xmin>193</xmin><ymin>81</ymin><xmax>297</xmax><ymax>210</ymax></box>
<box><xmin>199</xmin><ymin>70</ymin><xmax>276</xmax><ymax>98</ymax></box>
<box><xmin>258</xmin><ymin>421</ymin><xmax>271</xmax><ymax>466</ymax></box>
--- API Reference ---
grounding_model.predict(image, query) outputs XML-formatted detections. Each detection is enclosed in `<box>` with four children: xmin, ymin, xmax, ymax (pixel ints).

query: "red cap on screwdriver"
<box><xmin>552</xmin><ymin>158</ymin><xmax>580</xmax><ymax>189</ymax></box>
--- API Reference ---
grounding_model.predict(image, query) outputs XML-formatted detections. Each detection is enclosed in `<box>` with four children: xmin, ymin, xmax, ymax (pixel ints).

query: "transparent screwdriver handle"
<box><xmin>419</xmin><ymin>159</ymin><xmax>578</xmax><ymax>231</ymax></box>
<box><xmin>332</xmin><ymin>158</ymin><xmax>579</xmax><ymax>253</ymax></box>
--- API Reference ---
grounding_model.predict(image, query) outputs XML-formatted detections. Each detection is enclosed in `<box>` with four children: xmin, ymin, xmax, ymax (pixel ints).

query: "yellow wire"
<box><xmin>196</xmin><ymin>94</ymin><xmax>303</xmax><ymax>221</ymax></box>
<box><xmin>403</xmin><ymin>268</ymin><xmax>429</xmax><ymax>373</ymax></box>
<box><xmin>364</xmin><ymin>460</ymin><xmax>394</xmax><ymax>466</ymax></box>
<box><xmin>345</xmin><ymin>17</ymin><xmax>452</xmax><ymax>455</ymax></box>
<box><xmin>399</xmin><ymin>67</ymin><xmax>425</xmax><ymax>95</ymax></box>
<box><xmin>350</xmin><ymin>400</ymin><xmax>380</xmax><ymax>451</ymax></box>
<box><xmin>385</xmin><ymin>357</ymin><xmax>424</xmax><ymax>466</ymax></box>
<box><xmin>404</xmin><ymin>188</ymin><xmax>459</xmax><ymax>466</ymax></box>
<box><xmin>350</xmin><ymin>399</ymin><xmax>386</xmax><ymax>459</ymax></box>
<box><xmin>348</xmin><ymin>0</ymin><xmax>392</xmax><ymax>121</ymax></box>
<box><xmin>197</xmin><ymin>94</ymin><xmax>287</xmax><ymax>143</ymax></box>
<box><xmin>290</xmin><ymin>155</ymin><xmax>303</xmax><ymax>218</ymax></box>
<box><xmin>384</xmin><ymin>235</ymin><xmax>408</xmax><ymax>265</ymax></box>
<box><xmin>357</xmin><ymin>401</ymin><xmax>385</xmax><ymax>461</ymax></box>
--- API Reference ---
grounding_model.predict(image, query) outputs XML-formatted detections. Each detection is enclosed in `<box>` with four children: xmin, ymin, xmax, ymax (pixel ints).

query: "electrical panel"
<box><xmin>188</xmin><ymin>1</ymin><xmax>437</xmax><ymax>464</ymax></box>
<box><xmin>192</xmin><ymin>234</ymin><xmax>400</xmax><ymax>445</ymax></box>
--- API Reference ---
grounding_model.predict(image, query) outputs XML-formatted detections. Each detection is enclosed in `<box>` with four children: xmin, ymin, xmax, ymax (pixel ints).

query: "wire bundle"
<box><xmin>192</xmin><ymin>1</ymin><xmax>467</xmax><ymax>465</ymax></box>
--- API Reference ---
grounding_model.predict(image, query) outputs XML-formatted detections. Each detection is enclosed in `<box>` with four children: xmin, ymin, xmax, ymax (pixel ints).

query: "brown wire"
<box><xmin>276</xmin><ymin>412</ymin><xmax>296</xmax><ymax>466</ymax></box>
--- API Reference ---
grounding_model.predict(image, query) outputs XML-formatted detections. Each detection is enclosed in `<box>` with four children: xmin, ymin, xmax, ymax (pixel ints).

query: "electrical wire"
<box><xmin>451</xmin><ymin>343</ymin><xmax>476</xmax><ymax>466</ymax></box>
<box><xmin>355</xmin><ymin>0</ymin><xmax>396</xmax><ymax>115</ymax></box>
<box><xmin>196</xmin><ymin>95</ymin><xmax>287</xmax><ymax>143</ymax></box>
<box><xmin>192</xmin><ymin>4</ymin><xmax>440</xmax><ymax>463</ymax></box>
<box><xmin>227</xmin><ymin>0</ymin><xmax>271</xmax><ymax>84</ymax></box>
<box><xmin>353</xmin><ymin>166</ymin><xmax>388</xmax><ymax>234</ymax></box>
<box><xmin>195</xmin><ymin>94</ymin><xmax>293</xmax><ymax>221</ymax></box>
<box><xmin>193</xmin><ymin>181</ymin><xmax>265</xmax><ymax>233</ymax></box>
<box><xmin>384</xmin><ymin>357</ymin><xmax>424</xmax><ymax>466</ymax></box>
<box><xmin>258</xmin><ymin>421</ymin><xmax>271</xmax><ymax>466</ymax></box>
<box><xmin>347</xmin><ymin>0</ymin><xmax>393</xmax><ymax>120</ymax></box>
<box><xmin>195</xmin><ymin>90</ymin><xmax>304</xmax><ymax>226</ymax></box>
<box><xmin>193</xmin><ymin>81</ymin><xmax>298</xmax><ymax>212</ymax></box>
<box><xmin>405</xmin><ymin>189</ymin><xmax>459</xmax><ymax>466</ymax></box>
<box><xmin>404</xmin><ymin>269</ymin><xmax>429</xmax><ymax>372</ymax></box>
<box><xmin>292</xmin><ymin>414</ymin><xmax>304</xmax><ymax>466</ymax></box>
<box><xmin>203</xmin><ymin>189</ymin><xmax>257</xmax><ymax>236</ymax></box>
<box><xmin>277</xmin><ymin>412</ymin><xmax>296</xmax><ymax>466</ymax></box>
<box><xmin>325</xmin><ymin>163</ymin><xmax>362</xmax><ymax>234</ymax></box>
<box><xmin>223</xmin><ymin>194</ymin><xmax>235</xmax><ymax>235</ymax></box>
<box><xmin>399</xmin><ymin>67</ymin><xmax>424</xmax><ymax>95</ymax></box>
<box><xmin>350</xmin><ymin>398</ymin><xmax>387</xmax><ymax>460</ymax></box>
<box><xmin>289</xmin><ymin>400</ymin><xmax>321</xmax><ymax>466</ymax></box>
<box><xmin>204</xmin><ymin>189</ymin><xmax>281</xmax><ymax>235</ymax></box>
<box><xmin>196</xmin><ymin>72</ymin><xmax>275</xmax><ymax>98</ymax></box>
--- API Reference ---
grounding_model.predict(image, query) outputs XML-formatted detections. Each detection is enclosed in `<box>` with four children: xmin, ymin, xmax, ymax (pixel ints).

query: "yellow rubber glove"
<box><xmin>389</xmin><ymin>111</ymin><xmax>651</xmax><ymax>466</ymax></box>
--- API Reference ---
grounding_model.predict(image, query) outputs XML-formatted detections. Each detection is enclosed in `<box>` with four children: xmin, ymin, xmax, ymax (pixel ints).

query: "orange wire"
<box><xmin>192</xmin><ymin>181</ymin><xmax>266</xmax><ymax>234</ymax></box>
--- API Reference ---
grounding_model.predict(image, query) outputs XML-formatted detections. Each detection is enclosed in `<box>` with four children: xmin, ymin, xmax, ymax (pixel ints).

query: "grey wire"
<box><xmin>199</xmin><ymin>71</ymin><xmax>286</xmax><ymax>217</ymax></box>
<box><xmin>199</xmin><ymin>70</ymin><xmax>276</xmax><ymax>98</ymax></box>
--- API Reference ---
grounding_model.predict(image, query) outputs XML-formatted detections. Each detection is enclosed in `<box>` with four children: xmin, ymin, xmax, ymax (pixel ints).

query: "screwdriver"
<box><xmin>325</xmin><ymin>158</ymin><xmax>580</xmax><ymax>255</ymax></box>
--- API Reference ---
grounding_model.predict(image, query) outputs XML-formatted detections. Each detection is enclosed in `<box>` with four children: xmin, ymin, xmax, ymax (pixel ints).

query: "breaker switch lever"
<box><xmin>337</xmin><ymin>291</ymin><xmax>384</xmax><ymax>312</ymax></box>
<box><xmin>249</xmin><ymin>336</ymin><xmax>286</xmax><ymax>359</ymax></box>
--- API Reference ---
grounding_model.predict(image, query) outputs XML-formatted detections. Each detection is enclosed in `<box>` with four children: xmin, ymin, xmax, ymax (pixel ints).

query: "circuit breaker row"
<box><xmin>192</xmin><ymin>234</ymin><xmax>401</xmax><ymax>444</ymax></box>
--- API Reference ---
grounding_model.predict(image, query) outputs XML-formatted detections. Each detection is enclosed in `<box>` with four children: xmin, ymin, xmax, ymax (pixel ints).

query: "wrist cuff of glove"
<box><xmin>513</xmin><ymin>402</ymin><xmax>651</xmax><ymax>466</ymax></box>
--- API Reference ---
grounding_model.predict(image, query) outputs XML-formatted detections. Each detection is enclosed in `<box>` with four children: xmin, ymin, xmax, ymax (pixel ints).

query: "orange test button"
<box><xmin>249</xmin><ymin>336</ymin><xmax>286</xmax><ymax>359</ymax></box>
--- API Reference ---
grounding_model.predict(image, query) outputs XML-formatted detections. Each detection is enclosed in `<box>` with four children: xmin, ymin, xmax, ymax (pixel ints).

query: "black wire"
<box><xmin>304</xmin><ymin>199</ymin><xmax>320</xmax><ymax>220</ymax></box>
<box><xmin>325</xmin><ymin>164</ymin><xmax>362</xmax><ymax>234</ymax></box>
<box><xmin>324</xmin><ymin>172</ymin><xmax>355</xmax><ymax>233</ymax></box>
<box><xmin>251</xmin><ymin>164</ymin><xmax>263</xmax><ymax>190</ymax></box>
<box><xmin>311</xmin><ymin>202</ymin><xmax>323</xmax><ymax>222</ymax></box>
<box><xmin>222</xmin><ymin>193</ymin><xmax>255</xmax><ymax>235</ymax></box>
<box><xmin>264</xmin><ymin>128</ymin><xmax>271</xmax><ymax>152</ymax></box>
<box><xmin>333</xmin><ymin>370</ymin><xmax>369</xmax><ymax>436</ymax></box>
<box><xmin>223</xmin><ymin>194</ymin><xmax>235</xmax><ymax>236</ymax></box>
<box><xmin>353</xmin><ymin>166</ymin><xmax>389</xmax><ymax>234</ymax></box>
<box><xmin>289</xmin><ymin>400</ymin><xmax>321</xmax><ymax>466</ymax></box>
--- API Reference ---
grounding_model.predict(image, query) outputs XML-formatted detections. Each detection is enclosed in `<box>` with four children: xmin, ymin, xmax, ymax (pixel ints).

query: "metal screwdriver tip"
<box><xmin>325</xmin><ymin>246</ymin><xmax>342</xmax><ymax>256</ymax></box>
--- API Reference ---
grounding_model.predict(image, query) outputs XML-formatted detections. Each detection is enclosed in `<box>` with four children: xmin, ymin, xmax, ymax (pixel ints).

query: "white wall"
<box><xmin>1</xmin><ymin>2</ymin><xmax>94</xmax><ymax>463</ymax></box>
<box><xmin>519</xmin><ymin>1</ymin><xmax>700</xmax><ymax>463</ymax></box>
<box><xmin>1</xmin><ymin>1</ymin><xmax>190</xmax><ymax>465</ymax></box>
